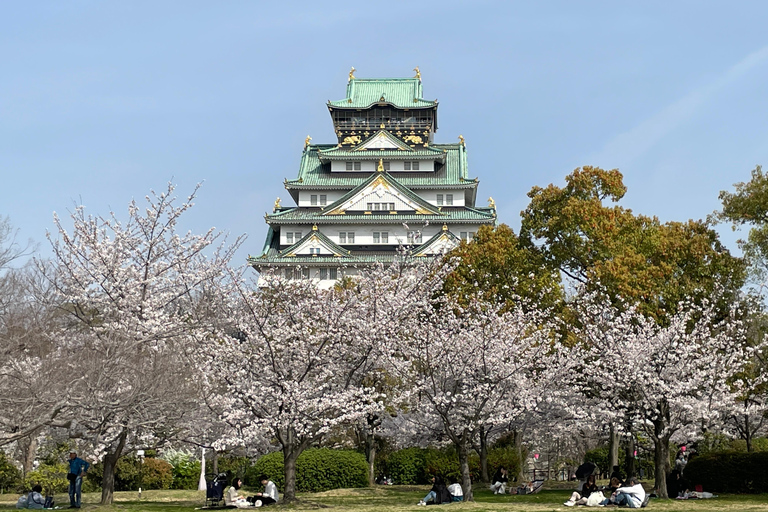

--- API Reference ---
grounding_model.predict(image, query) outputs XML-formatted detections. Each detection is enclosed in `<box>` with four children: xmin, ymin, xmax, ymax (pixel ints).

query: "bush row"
<box><xmin>685</xmin><ymin>452</ymin><xmax>768</xmax><ymax>493</ymax></box>
<box><xmin>382</xmin><ymin>446</ymin><xmax>521</xmax><ymax>485</ymax></box>
<box><xmin>249</xmin><ymin>449</ymin><xmax>368</xmax><ymax>492</ymax></box>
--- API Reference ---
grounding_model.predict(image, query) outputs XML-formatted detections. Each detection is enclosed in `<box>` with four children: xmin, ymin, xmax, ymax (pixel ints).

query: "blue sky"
<box><xmin>2</xmin><ymin>1</ymin><xmax>767</xmax><ymax>264</ymax></box>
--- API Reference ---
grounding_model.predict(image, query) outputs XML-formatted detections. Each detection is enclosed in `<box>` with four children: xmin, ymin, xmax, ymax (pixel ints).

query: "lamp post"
<box><xmin>137</xmin><ymin>450</ymin><xmax>145</xmax><ymax>499</ymax></box>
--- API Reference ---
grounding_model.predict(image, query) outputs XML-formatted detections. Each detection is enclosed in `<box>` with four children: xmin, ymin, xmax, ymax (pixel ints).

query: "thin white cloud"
<box><xmin>591</xmin><ymin>45</ymin><xmax>768</xmax><ymax>166</ymax></box>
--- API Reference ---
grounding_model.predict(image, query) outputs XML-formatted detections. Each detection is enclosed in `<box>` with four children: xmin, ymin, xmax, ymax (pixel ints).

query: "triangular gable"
<box><xmin>412</xmin><ymin>227</ymin><xmax>460</xmax><ymax>256</ymax></box>
<box><xmin>322</xmin><ymin>172</ymin><xmax>442</xmax><ymax>215</ymax></box>
<box><xmin>353</xmin><ymin>130</ymin><xmax>413</xmax><ymax>152</ymax></box>
<box><xmin>280</xmin><ymin>228</ymin><xmax>351</xmax><ymax>257</ymax></box>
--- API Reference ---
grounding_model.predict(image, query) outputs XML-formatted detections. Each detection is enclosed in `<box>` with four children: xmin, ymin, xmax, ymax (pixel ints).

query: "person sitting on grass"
<box><xmin>563</xmin><ymin>474</ymin><xmax>598</xmax><ymax>507</ymax></box>
<box><xmin>490</xmin><ymin>466</ymin><xmax>509</xmax><ymax>495</ymax></box>
<box><xmin>417</xmin><ymin>474</ymin><xmax>451</xmax><ymax>506</ymax></box>
<box><xmin>26</xmin><ymin>484</ymin><xmax>45</xmax><ymax>510</ymax></box>
<box><xmin>225</xmin><ymin>478</ymin><xmax>253</xmax><ymax>508</ymax></box>
<box><xmin>249</xmin><ymin>475</ymin><xmax>279</xmax><ymax>506</ymax></box>
<box><xmin>447</xmin><ymin>481</ymin><xmax>463</xmax><ymax>502</ymax></box>
<box><xmin>601</xmin><ymin>477</ymin><xmax>646</xmax><ymax>508</ymax></box>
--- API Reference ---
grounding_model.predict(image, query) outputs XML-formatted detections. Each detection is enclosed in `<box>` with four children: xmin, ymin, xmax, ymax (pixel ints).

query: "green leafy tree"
<box><xmin>442</xmin><ymin>224</ymin><xmax>562</xmax><ymax>311</ymax></box>
<box><xmin>521</xmin><ymin>166</ymin><xmax>745</xmax><ymax>320</ymax></box>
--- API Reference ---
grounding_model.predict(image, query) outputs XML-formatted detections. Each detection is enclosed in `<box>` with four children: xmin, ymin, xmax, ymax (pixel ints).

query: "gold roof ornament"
<box><xmin>488</xmin><ymin>197</ymin><xmax>496</xmax><ymax>209</ymax></box>
<box><xmin>377</xmin><ymin>158</ymin><xmax>385</xmax><ymax>172</ymax></box>
<box><xmin>274</xmin><ymin>197</ymin><xmax>281</xmax><ymax>211</ymax></box>
<box><xmin>348</xmin><ymin>66</ymin><xmax>356</xmax><ymax>81</ymax></box>
<box><xmin>304</xmin><ymin>135</ymin><xmax>312</xmax><ymax>149</ymax></box>
<box><xmin>442</xmin><ymin>224</ymin><xmax>448</xmax><ymax>231</ymax></box>
<box><xmin>312</xmin><ymin>224</ymin><xmax>318</xmax><ymax>231</ymax></box>
<box><xmin>413</xmin><ymin>66</ymin><xmax>421</xmax><ymax>81</ymax></box>
<box><xmin>458</xmin><ymin>134</ymin><xmax>465</xmax><ymax>146</ymax></box>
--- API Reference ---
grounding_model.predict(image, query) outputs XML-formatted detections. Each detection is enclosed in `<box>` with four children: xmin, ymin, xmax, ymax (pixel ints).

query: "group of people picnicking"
<box><xmin>416</xmin><ymin>466</ymin><xmax>541</xmax><ymax>506</ymax></box>
<box><xmin>563</xmin><ymin>472</ymin><xmax>649</xmax><ymax>508</ymax></box>
<box><xmin>224</xmin><ymin>475</ymin><xmax>279</xmax><ymax>508</ymax></box>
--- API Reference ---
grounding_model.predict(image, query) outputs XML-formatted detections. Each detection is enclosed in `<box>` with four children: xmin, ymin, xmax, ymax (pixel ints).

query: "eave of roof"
<box><xmin>328</xmin><ymin>78</ymin><xmax>437</xmax><ymax>109</ymax></box>
<box><xmin>264</xmin><ymin>207</ymin><xmax>496</xmax><ymax>225</ymax></box>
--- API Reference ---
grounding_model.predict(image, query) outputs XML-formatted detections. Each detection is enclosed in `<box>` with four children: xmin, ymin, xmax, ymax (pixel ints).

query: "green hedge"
<box><xmin>383</xmin><ymin>446</ymin><xmax>520</xmax><ymax>485</ymax></box>
<box><xmin>89</xmin><ymin>456</ymin><xmax>173</xmax><ymax>491</ymax></box>
<box><xmin>248</xmin><ymin>449</ymin><xmax>368</xmax><ymax>492</ymax></box>
<box><xmin>685</xmin><ymin>452</ymin><xmax>768</xmax><ymax>493</ymax></box>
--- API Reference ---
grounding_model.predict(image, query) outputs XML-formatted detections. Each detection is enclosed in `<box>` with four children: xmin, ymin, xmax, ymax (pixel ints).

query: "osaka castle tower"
<box><xmin>250</xmin><ymin>68</ymin><xmax>496</xmax><ymax>287</ymax></box>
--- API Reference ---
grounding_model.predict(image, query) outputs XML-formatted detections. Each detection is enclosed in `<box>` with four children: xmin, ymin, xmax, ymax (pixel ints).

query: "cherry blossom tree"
<box><xmin>44</xmin><ymin>183</ymin><xmax>241</xmax><ymax>504</ymax></box>
<box><xmin>198</xmin><ymin>269</ymin><xmax>386</xmax><ymax>502</ymax></box>
<box><xmin>388</xmin><ymin>293</ymin><xmax>564</xmax><ymax>501</ymax></box>
<box><xmin>572</xmin><ymin>292</ymin><xmax>760</xmax><ymax>498</ymax></box>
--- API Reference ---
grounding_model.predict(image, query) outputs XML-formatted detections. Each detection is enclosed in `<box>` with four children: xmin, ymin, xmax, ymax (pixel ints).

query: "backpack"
<box><xmin>44</xmin><ymin>496</ymin><xmax>55</xmax><ymax>508</ymax></box>
<box><xmin>15</xmin><ymin>494</ymin><xmax>27</xmax><ymax>509</ymax></box>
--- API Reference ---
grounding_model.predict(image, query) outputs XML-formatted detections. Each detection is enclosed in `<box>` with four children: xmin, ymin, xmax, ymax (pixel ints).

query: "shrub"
<box><xmin>140</xmin><ymin>458</ymin><xmax>173</xmax><ymax>490</ymax></box>
<box><xmin>685</xmin><ymin>452</ymin><xmax>768</xmax><ymax>493</ymax></box>
<box><xmin>89</xmin><ymin>456</ymin><xmax>173</xmax><ymax>491</ymax></box>
<box><xmin>160</xmin><ymin>449</ymin><xmax>202</xmax><ymax>490</ymax></box>
<box><xmin>0</xmin><ymin>452</ymin><xmax>21</xmax><ymax>493</ymax></box>
<box><xmin>23</xmin><ymin>464</ymin><xmax>68</xmax><ymax>494</ymax></box>
<box><xmin>487</xmin><ymin>447</ymin><xmax>522</xmax><ymax>483</ymax></box>
<box><xmin>386</xmin><ymin>447</ymin><xmax>426</xmax><ymax>485</ymax></box>
<box><xmin>249</xmin><ymin>449</ymin><xmax>368</xmax><ymax>493</ymax></box>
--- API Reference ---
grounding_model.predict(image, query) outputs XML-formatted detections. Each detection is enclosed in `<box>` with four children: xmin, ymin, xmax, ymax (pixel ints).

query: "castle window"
<box><xmin>329</xmin><ymin>268</ymin><xmax>338</xmax><ymax>280</ymax></box>
<box><xmin>319</xmin><ymin>268</ymin><xmax>327</xmax><ymax>280</ymax></box>
<box><xmin>309</xmin><ymin>248</ymin><xmax>320</xmax><ymax>254</ymax></box>
<box><xmin>320</xmin><ymin>195</ymin><xmax>327</xmax><ymax>206</ymax></box>
<box><xmin>437</xmin><ymin>194</ymin><xmax>444</xmax><ymax>206</ymax></box>
<box><xmin>346</xmin><ymin>161</ymin><xmax>353</xmax><ymax>170</ymax></box>
<box><xmin>446</xmin><ymin>194</ymin><xmax>453</xmax><ymax>206</ymax></box>
<box><xmin>383</xmin><ymin>161</ymin><xmax>390</xmax><ymax>170</ymax></box>
<box><xmin>373</xmin><ymin>232</ymin><xmax>389</xmax><ymax>244</ymax></box>
<box><xmin>404</xmin><ymin>161</ymin><xmax>410</xmax><ymax>170</ymax></box>
<box><xmin>311</xmin><ymin>195</ymin><xmax>318</xmax><ymax>205</ymax></box>
<box><xmin>412</xmin><ymin>161</ymin><xmax>419</xmax><ymax>170</ymax></box>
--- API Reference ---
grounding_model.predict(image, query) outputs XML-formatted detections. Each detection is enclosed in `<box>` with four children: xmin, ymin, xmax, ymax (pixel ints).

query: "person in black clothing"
<box><xmin>490</xmin><ymin>466</ymin><xmax>509</xmax><ymax>494</ymax></box>
<box><xmin>666</xmin><ymin>469</ymin><xmax>688</xmax><ymax>498</ymax></box>
<box><xmin>564</xmin><ymin>474</ymin><xmax>598</xmax><ymax>506</ymax></box>
<box><xmin>417</xmin><ymin>475</ymin><xmax>451</xmax><ymax>506</ymax></box>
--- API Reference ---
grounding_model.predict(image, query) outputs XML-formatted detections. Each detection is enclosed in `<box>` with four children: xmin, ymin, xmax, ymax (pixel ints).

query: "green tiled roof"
<box><xmin>287</xmin><ymin>143</ymin><xmax>474</xmax><ymax>189</ymax></box>
<box><xmin>328</xmin><ymin>78</ymin><xmax>437</xmax><ymax>109</ymax></box>
<box><xmin>265</xmin><ymin>207</ymin><xmax>496</xmax><ymax>225</ymax></box>
<box><xmin>412</xmin><ymin>229</ymin><xmax>460</xmax><ymax>257</ymax></box>
<box><xmin>322</xmin><ymin>171</ymin><xmax>442</xmax><ymax>215</ymax></box>
<box><xmin>251</xmin><ymin>231</ymin><xmax>459</xmax><ymax>266</ymax></box>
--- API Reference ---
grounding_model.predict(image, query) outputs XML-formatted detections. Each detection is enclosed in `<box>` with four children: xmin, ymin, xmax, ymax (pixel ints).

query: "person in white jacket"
<box><xmin>602</xmin><ymin>477</ymin><xmax>646</xmax><ymax>508</ymax></box>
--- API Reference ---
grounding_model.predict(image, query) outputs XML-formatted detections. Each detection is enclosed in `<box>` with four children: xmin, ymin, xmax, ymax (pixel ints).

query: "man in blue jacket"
<box><xmin>68</xmin><ymin>451</ymin><xmax>89</xmax><ymax>509</ymax></box>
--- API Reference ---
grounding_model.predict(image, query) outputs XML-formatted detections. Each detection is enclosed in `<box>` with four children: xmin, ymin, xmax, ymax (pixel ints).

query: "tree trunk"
<box><xmin>744</xmin><ymin>413</ymin><xmax>752</xmax><ymax>453</ymax></box>
<box><xmin>513</xmin><ymin>429</ymin><xmax>525</xmax><ymax>483</ymax></box>
<box><xmin>624</xmin><ymin>434</ymin><xmax>635</xmax><ymax>479</ymax></box>
<box><xmin>653</xmin><ymin>433</ymin><xmax>670</xmax><ymax>499</ymax></box>
<box><xmin>212</xmin><ymin>450</ymin><xmax>219</xmax><ymax>476</ymax></box>
<box><xmin>608</xmin><ymin>424</ymin><xmax>619</xmax><ymax>477</ymax></box>
<box><xmin>479</xmin><ymin>427</ymin><xmax>489</xmax><ymax>483</ymax></box>
<box><xmin>365</xmin><ymin>432</ymin><xmax>377</xmax><ymax>486</ymax></box>
<box><xmin>18</xmin><ymin>436</ymin><xmax>38</xmax><ymax>478</ymax></box>
<box><xmin>457</xmin><ymin>432</ymin><xmax>473</xmax><ymax>502</ymax></box>
<box><xmin>282</xmin><ymin>445</ymin><xmax>301</xmax><ymax>503</ymax></box>
<box><xmin>100</xmin><ymin>430</ymin><xmax>128</xmax><ymax>505</ymax></box>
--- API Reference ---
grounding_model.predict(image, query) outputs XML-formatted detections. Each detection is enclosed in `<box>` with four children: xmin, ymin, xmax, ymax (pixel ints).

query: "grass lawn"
<box><xmin>0</xmin><ymin>485</ymin><xmax>765</xmax><ymax>511</ymax></box>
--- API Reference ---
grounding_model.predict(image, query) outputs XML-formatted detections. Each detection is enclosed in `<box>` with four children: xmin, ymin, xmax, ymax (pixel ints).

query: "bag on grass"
<box><xmin>586</xmin><ymin>491</ymin><xmax>605</xmax><ymax>507</ymax></box>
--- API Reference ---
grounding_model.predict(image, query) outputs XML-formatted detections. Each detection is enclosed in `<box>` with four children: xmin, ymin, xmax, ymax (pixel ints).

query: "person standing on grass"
<box><xmin>67</xmin><ymin>451</ymin><xmax>89</xmax><ymax>509</ymax></box>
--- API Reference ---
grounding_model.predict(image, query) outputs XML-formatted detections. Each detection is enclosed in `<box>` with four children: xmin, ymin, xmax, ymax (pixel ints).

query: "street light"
<box><xmin>137</xmin><ymin>450</ymin><xmax>145</xmax><ymax>499</ymax></box>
